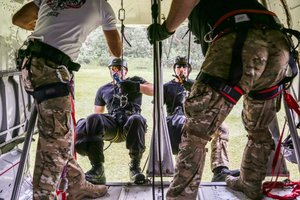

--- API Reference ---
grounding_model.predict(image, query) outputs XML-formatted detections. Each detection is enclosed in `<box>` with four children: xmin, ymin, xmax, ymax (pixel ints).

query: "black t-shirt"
<box><xmin>163</xmin><ymin>79</ymin><xmax>194</xmax><ymax>116</ymax></box>
<box><xmin>95</xmin><ymin>76</ymin><xmax>147</xmax><ymax>114</ymax></box>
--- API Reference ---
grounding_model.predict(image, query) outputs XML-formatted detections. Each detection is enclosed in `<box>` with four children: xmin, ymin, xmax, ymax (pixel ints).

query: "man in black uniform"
<box><xmin>75</xmin><ymin>58</ymin><xmax>153</xmax><ymax>185</ymax></box>
<box><xmin>164</xmin><ymin>56</ymin><xmax>239</xmax><ymax>182</ymax></box>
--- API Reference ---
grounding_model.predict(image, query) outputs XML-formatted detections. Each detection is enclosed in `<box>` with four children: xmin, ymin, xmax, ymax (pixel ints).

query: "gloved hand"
<box><xmin>120</xmin><ymin>80</ymin><xmax>140</xmax><ymax>93</ymax></box>
<box><xmin>147</xmin><ymin>21</ymin><xmax>175</xmax><ymax>44</ymax></box>
<box><xmin>182</xmin><ymin>80</ymin><xmax>193</xmax><ymax>92</ymax></box>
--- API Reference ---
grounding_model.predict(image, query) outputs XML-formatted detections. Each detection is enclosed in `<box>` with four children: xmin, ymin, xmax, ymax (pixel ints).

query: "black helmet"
<box><xmin>108</xmin><ymin>58</ymin><xmax>128</xmax><ymax>70</ymax></box>
<box><xmin>173</xmin><ymin>56</ymin><xmax>191</xmax><ymax>73</ymax></box>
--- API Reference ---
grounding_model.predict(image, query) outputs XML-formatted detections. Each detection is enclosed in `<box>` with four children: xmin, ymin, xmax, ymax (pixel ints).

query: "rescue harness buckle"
<box><xmin>196</xmin><ymin>73</ymin><xmax>244</xmax><ymax>104</ymax></box>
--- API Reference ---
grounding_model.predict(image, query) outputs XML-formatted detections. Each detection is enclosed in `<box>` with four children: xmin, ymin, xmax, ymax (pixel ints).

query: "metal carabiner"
<box><xmin>203</xmin><ymin>29</ymin><xmax>218</xmax><ymax>43</ymax></box>
<box><xmin>119</xmin><ymin>94</ymin><xmax>128</xmax><ymax>108</ymax></box>
<box><xmin>56</xmin><ymin>65</ymin><xmax>71</xmax><ymax>84</ymax></box>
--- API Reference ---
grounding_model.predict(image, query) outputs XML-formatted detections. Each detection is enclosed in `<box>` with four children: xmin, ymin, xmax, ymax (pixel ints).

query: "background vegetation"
<box><xmin>29</xmin><ymin>25</ymin><xmax>299</xmax><ymax>183</ymax></box>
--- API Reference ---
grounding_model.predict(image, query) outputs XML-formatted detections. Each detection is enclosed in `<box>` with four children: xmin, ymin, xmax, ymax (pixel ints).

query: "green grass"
<box><xmin>29</xmin><ymin>59</ymin><xmax>299</xmax><ymax>183</ymax></box>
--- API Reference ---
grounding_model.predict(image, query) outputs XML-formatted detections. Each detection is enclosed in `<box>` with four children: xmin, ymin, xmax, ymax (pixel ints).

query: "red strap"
<box><xmin>262</xmin><ymin>91</ymin><xmax>300</xmax><ymax>199</ymax></box>
<box><xmin>56</xmin><ymin>164</ymin><xmax>68</xmax><ymax>200</ymax></box>
<box><xmin>284</xmin><ymin>90</ymin><xmax>300</xmax><ymax>116</ymax></box>
<box><xmin>70</xmin><ymin>95</ymin><xmax>77</xmax><ymax>160</ymax></box>
<box><xmin>263</xmin><ymin>180</ymin><xmax>300</xmax><ymax>200</ymax></box>
<box><xmin>213</xmin><ymin>9</ymin><xmax>276</xmax><ymax>28</ymax></box>
<box><xmin>56</xmin><ymin>190</ymin><xmax>67</xmax><ymax>200</ymax></box>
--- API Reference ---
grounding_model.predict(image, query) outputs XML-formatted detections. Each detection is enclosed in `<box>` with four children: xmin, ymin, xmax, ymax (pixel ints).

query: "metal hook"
<box><xmin>56</xmin><ymin>65</ymin><xmax>71</xmax><ymax>84</ymax></box>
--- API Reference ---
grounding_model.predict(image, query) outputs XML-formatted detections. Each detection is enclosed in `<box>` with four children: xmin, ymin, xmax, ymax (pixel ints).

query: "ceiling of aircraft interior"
<box><xmin>1</xmin><ymin>0</ymin><xmax>299</xmax><ymax>46</ymax></box>
<box><xmin>107</xmin><ymin>0</ymin><xmax>300</xmax><ymax>30</ymax></box>
<box><xmin>108</xmin><ymin>0</ymin><xmax>172</xmax><ymax>25</ymax></box>
<box><xmin>3</xmin><ymin>0</ymin><xmax>300</xmax><ymax>28</ymax></box>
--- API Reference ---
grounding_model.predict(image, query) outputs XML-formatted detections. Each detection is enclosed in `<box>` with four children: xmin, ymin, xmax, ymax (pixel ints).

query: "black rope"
<box><xmin>181</xmin><ymin>29</ymin><xmax>192</xmax><ymax>64</ymax></box>
<box><xmin>187</xmin><ymin>31</ymin><xmax>192</xmax><ymax>64</ymax></box>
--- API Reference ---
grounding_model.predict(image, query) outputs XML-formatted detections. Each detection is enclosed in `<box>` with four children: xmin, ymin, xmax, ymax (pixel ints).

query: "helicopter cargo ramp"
<box><xmin>88</xmin><ymin>181</ymin><xmax>300</xmax><ymax>200</ymax></box>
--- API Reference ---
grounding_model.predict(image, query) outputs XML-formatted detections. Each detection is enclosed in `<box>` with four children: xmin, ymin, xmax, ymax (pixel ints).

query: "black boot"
<box><xmin>85</xmin><ymin>142</ymin><xmax>106</xmax><ymax>184</ymax></box>
<box><xmin>212</xmin><ymin>166</ymin><xmax>240</xmax><ymax>182</ymax></box>
<box><xmin>129</xmin><ymin>153</ymin><xmax>146</xmax><ymax>184</ymax></box>
<box><xmin>85</xmin><ymin>163</ymin><xmax>106</xmax><ymax>184</ymax></box>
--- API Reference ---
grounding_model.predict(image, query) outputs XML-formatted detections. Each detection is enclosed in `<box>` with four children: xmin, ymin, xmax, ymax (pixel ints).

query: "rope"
<box><xmin>150</xmin><ymin>0</ymin><xmax>165</xmax><ymax>199</ymax></box>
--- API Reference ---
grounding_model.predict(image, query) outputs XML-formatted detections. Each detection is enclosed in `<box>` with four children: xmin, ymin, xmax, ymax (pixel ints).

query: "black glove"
<box><xmin>182</xmin><ymin>81</ymin><xmax>193</xmax><ymax>92</ymax></box>
<box><xmin>120</xmin><ymin>80</ymin><xmax>140</xmax><ymax>93</ymax></box>
<box><xmin>147</xmin><ymin>21</ymin><xmax>175</xmax><ymax>44</ymax></box>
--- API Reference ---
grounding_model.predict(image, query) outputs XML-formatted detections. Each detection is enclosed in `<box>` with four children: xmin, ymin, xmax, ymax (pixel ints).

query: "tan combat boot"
<box><xmin>226</xmin><ymin>138</ymin><xmax>274</xmax><ymax>200</ymax></box>
<box><xmin>66</xmin><ymin>160</ymin><xmax>107</xmax><ymax>200</ymax></box>
<box><xmin>68</xmin><ymin>180</ymin><xmax>107</xmax><ymax>200</ymax></box>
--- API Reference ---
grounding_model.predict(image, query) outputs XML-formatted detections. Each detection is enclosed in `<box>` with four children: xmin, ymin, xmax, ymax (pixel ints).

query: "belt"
<box><xmin>27</xmin><ymin>40</ymin><xmax>81</xmax><ymax>72</ymax></box>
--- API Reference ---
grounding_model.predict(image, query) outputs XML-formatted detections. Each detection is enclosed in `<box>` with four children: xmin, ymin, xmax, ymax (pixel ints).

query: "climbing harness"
<box><xmin>197</xmin><ymin>9</ymin><xmax>300</xmax><ymax>105</ymax></box>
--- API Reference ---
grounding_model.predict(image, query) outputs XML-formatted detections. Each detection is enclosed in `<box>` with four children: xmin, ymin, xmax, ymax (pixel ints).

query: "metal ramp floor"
<box><xmin>87</xmin><ymin>182</ymin><xmax>300</xmax><ymax>200</ymax></box>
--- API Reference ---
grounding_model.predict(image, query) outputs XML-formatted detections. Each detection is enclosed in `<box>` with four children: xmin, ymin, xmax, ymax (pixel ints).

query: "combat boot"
<box><xmin>226</xmin><ymin>138</ymin><xmax>274</xmax><ymax>200</ymax></box>
<box><xmin>86</xmin><ymin>141</ymin><xmax>106</xmax><ymax>184</ymax></box>
<box><xmin>129</xmin><ymin>158</ymin><xmax>146</xmax><ymax>184</ymax></box>
<box><xmin>68</xmin><ymin>179</ymin><xmax>107</xmax><ymax>200</ymax></box>
<box><xmin>212</xmin><ymin>166</ymin><xmax>240</xmax><ymax>182</ymax></box>
<box><xmin>226</xmin><ymin>175</ymin><xmax>263</xmax><ymax>200</ymax></box>
<box><xmin>67</xmin><ymin>160</ymin><xmax>107</xmax><ymax>200</ymax></box>
<box><xmin>85</xmin><ymin>163</ymin><xmax>106</xmax><ymax>184</ymax></box>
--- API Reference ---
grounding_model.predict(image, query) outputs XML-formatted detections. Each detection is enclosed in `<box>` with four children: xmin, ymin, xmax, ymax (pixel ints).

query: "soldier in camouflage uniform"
<box><xmin>12</xmin><ymin>0</ymin><xmax>122</xmax><ymax>199</ymax></box>
<box><xmin>148</xmin><ymin>0</ymin><xmax>294</xmax><ymax>199</ymax></box>
<box><xmin>164</xmin><ymin>56</ymin><xmax>239</xmax><ymax>182</ymax></box>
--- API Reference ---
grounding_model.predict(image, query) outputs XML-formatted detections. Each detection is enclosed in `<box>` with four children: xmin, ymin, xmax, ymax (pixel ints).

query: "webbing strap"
<box><xmin>213</xmin><ymin>9</ymin><xmax>277</xmax><ymax>29</ymax></box>
<box><xmin>32</xmin><ymin>82</ymin><xmax>69</xmax><ymax>104</ymax></box>
<box><xmin>70</xmin><ymin>95</ymin><xmax>77</xmax><ymax>160</ymax></box>
<box><xmin>262</xmin><ymin>92</ymin><xmax>300</xmax><ymax>200</ymax></box>
<box><xmin>228</xmin><ymin>29</ymin><xmax>248</xmax><ymax>86</ymax></box>
<box><xmin>248</xmin><ymin>85</ymin><xmax>284</xmax><ymax>100</ymax></box>
<box><xmin>28</xmin><ymin>40</ymin><xmax>81</xmax><ymax>72</ymax></box>
<box><xmin>56</xmin><ymin>164</ymin><xmax>68</xmax><ymax>200</ymax></box>
<box><xmin>196</xmin><ymin>73</ymin><xmax>244</xmax><ymax>104</ymax></box>
<box><xmin>284</xmin><ymin>90</ymin><xmax>300</xmax><ymax>116</ymax></box>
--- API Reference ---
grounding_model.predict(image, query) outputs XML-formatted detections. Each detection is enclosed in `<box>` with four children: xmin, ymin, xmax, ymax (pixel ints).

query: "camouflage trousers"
<box><xmin>210</xmin><ymin>123</ymin><xmax>229</xmax><ymax>171</ymax></box>
<box><xmin>166</xmin><ymin>28</ymin><xmax>290</xmax><ymax>199</ymax></box>
<box><xmin>22</xmin><ymin>56</ymin><xmax>85</xmax><ymax>199</ymax></box>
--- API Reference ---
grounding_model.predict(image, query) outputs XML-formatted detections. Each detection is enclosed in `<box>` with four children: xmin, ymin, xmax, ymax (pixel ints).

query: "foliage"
<box><xmin>77</xmin><ymin>25</ymin><xmax>205</xmax><ymax>70</ymax></box>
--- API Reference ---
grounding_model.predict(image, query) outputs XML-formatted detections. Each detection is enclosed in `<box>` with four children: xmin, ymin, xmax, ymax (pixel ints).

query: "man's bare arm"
<box><xmin>140</xmin><ymin>82</ymin><xmax>154</xmax><ymax>96</ymax></box>
<box><xmin>12</xmin><ymin>2</ymin><xmax>39</xmax><ymax>31</ymax></box>
<box><xmin>94</xmin><ymin>105</ymin><xmax>105</xmax><ymax>114</ymax></box>
<box><xmin>165</xmin><ymin>0</ymin><xmax>200</xmax><ymax>32</ymax></box>
<box><xmin>103</xmin><ymin>30</ymin><xmax>122</xmax><ymax>57</ymax></box>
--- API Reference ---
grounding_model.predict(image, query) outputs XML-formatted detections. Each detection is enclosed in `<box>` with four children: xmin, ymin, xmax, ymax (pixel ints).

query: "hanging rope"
<box><xmin>187</xmin><ymin>31</ymin><xmax>192</xmax><ymax>63</ymax></box>
<box><xmin>150</xmin><ymin>0</ymin><xmax>165</xmax><ymax>199</ymax></box>
<box><xmin>118</xmin><ymin>0</ymin><xmax>130</xmax><ymax>81</ymax></box>
<box><xmin>118</xmin><ymin>1</ymin><xmax>132</xmax><ymax>49</ymax></box>
<box><xmin>181</xmin><ymin>29</ymin><xmax>192</xmax><ymax>64</ymax></box>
